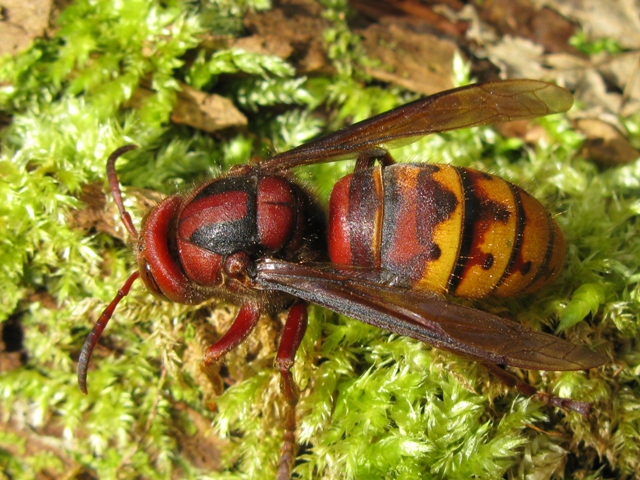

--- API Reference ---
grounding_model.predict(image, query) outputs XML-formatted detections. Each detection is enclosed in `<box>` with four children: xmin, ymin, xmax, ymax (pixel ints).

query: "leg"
<box><xmin>275</xmin><ymin>301</ymin><xmax>309</xmax><ymax>480</ymax></box>
<box><xmin>355</xmin><ymin>149</ymin><xmax>395</xmax><ymax>171</ymax></box>
<box><xmin>202</xmin><ymin>302</ymin><xmax>261</xmax><ymax>366</ymax></box>
<box><xmin>483</xmin><ymin>363</ymin><xmax>593</xmax><ymax>416</ymax></box>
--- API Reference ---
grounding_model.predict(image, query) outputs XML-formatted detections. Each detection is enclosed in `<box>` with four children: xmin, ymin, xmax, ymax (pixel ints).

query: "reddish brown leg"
<box><xmin>202</xmin><ymin>302</ymin><xmax>261</xmax><ymax>366</ymax></box>
<box><xmin>275</xmin><ymin>301</ymin><xmax>308</xmax><ymax>480</ymax></box>
<box><xmin>483</xmin><ymin>363</ymin><xmax>593</xmax><ymax>416</ymax></box>
<box><xmin>355</xmin><ymin>150</ymin><xmax>395</xmax><ymax>171</ymax></box>
<box><xmin>78</xmin><ymin>271</ymin><xmax>140</xmax><ymax>394</ymax></box>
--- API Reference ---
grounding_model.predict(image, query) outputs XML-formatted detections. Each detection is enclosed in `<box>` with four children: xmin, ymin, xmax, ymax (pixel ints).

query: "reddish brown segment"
<box><xmin>257</xmin><ymin>176</ymin><xmax>297</xmax><ymax>252</ymax></box>
<box><xmin>328</xmin><ymin>167</ymin><xmax>384</xmax><ymax>266</ymax></box>
<box><xmin>179</xmin><ymin>190</ymin><xmax>250</xmax><ymax>239</ymax></box>
<box><xmin>328</xmin><ymin>164</ymin><xmax>565</xmax><ymax>298</ymax></box>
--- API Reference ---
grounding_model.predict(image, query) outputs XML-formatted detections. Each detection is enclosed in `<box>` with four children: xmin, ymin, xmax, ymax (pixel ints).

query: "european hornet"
<box><xmin>78</xmin><ymin>80</ymin><xmax>606</xmax><ymax>479</ymax></box>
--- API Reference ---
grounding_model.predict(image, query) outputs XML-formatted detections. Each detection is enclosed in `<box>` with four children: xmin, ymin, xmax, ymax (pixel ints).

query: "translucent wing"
<box><xmin>255</xmin><ymin>259</ymin><xmax>604</xmax><ymax>371</ymax></box>
<box><xmin>261</xmin><ymin>80</ymin><xmax>573</xmax><ymax>171</ymax></box>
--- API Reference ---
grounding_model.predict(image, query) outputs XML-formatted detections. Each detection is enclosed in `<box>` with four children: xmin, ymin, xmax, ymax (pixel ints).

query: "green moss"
<box><xmin>1</xmin><ymin>0</ymin><xmax>638</xmax><ymax>479</ymax></box>
<box><xmin>569</xmin><ymin>31</ymin><xmax>625</xmax><ymax>55</ymax></box>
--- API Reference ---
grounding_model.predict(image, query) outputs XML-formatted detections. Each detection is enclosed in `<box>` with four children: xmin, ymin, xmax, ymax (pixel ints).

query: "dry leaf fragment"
<box><xmin>576</xmin><ymin>118</ymin><xmax>639</xmax><ymax>166</ymax></box>
<box><xmin>541</xmin><ymin>0</ymin><xmax>640</xmax><ymax>50</ymax></box>
<box><xmin>596</xmin><ymin>52</ymin><xmax>640</xmax><ymax>116</ymax></box>
<box><xmin>484</xmin><ymin>35</ymin><xmax>547</xmax><ymax>79</ymax></box>
<box><xmin>0</xmin><ymin>0</ymin><xmax>52</xmax><ymax>56</ymax></box>
<box><xmin>242</xmin><ymin>0</ymin><xmax>331</xmax><ymax>74</ymax></box>
<box><xmin>127</xmin><ymin>83</ymin><xmax>247</xmax><ymax>133</ymax></box>
<box><xmin>360</xmin><ymin>20</ymin><xmax>458</xmax><ymax>95</ymax></box>
<box><xmin>172</xmin><ymin>84</ymin><xmax>247</xmax><ymax>133</ymax></box>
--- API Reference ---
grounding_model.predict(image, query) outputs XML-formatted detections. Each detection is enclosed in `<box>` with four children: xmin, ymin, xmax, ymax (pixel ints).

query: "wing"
<box><xmin>261</xmin><ymin>79</ymin><xmax>573</xmax><ymax>171</ymax></box>
<box><xmin>255</xmin><ymin>259</ymin><xmax>605</xmax><ymax>371</ymax></box>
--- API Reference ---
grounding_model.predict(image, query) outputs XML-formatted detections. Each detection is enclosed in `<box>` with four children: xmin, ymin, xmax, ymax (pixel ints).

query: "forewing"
<box><xmin>255</xmin><ymin>259</ymin><xmax>605</xmax><ymax>371</ymax></box>
<box><xmin>261</xmin><ymin>80</ymin><xmax>573</xmax><ymax>171</ymax></box>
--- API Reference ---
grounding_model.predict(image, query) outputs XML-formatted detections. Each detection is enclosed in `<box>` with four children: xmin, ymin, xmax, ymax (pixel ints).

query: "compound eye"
<box><xmin>139</xmin><ymin>259</ymin><xmax>167</xmax><ymax>300</ymax></box>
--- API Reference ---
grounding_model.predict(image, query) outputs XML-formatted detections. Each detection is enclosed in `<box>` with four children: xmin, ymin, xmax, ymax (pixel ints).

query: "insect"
<box><xmin>78</xmin><ymin>79</ymin><xmax>606</xmax><ymax>479</ymax></box>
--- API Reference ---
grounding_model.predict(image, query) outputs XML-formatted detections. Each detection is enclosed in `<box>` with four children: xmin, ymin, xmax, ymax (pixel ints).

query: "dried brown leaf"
<box><xmin>126</xmin><ymin>84</ymin><xmax>247</xmax><ymax>134</ymax></box>
<box><xmin>350</xmin><ymin>0</ymin><xmax>468</xmax><ymax>38</ymax></box>
<box><xmin>172</xmin><ymin>84</ymin><xmax>247</xmax><ymax>133</ymax></box>
<box><xmin>542</xmin><ymin>0</ymin><xmax>640</xmax><ymax>50</ymax></box>
<box><xmin>596</xmin><ymin>52</ymin><xmax>640</xmax><ymax>116</ymax></box>
<box><xmin>242</xmin><ymin>0</ymin><xmax>331</xmax><ymax>74</ymax></box>
<box><xmin>0</xmin><ymin>0</ymin><xmax>52</xmax><ymax>56</ymax></box>
<box><xmin>478</xmin><ymin>0</ymin><xmax>579</xmax><ymax>55</ymax></box>
<box><xmin>576</xmin><ymin>118</ymin><xmax>639</xmax><ymax>166</ymax></box>
<box><xmin>360</xmin><ymin>20</ymin><xmax>458</xmax><ymax>95</ymax></box>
